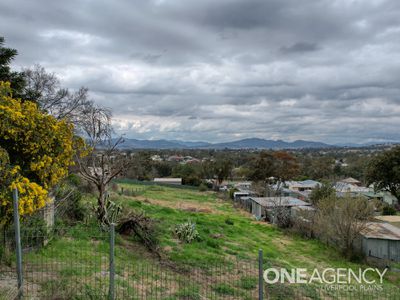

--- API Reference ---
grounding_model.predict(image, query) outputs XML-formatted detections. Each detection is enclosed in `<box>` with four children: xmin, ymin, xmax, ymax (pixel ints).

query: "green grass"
<box><xmin>2</xmin><ymin>180</ymin><xmax>399</xmax><ymax>299</ymax></box>
<box><xmin>111</xmin><ymin>181</ymin><xmax>400</xmax><ymax>287</ymax></box>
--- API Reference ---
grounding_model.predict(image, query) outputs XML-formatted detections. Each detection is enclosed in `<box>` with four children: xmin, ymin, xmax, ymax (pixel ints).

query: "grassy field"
<box><xmin>1</xmin><ymin>180</ymin><xmax>399</xmax><ymax>299</ymax></box>
<box><xmin>114</xmin><ymin>180</ymin><xmax>400</xmax><ymax>284</ymax></box>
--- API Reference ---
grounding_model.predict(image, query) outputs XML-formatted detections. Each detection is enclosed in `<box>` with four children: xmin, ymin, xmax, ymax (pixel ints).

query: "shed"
<box><xmin>249</xmin><ymin>197</ymin><xmax>310</xmax><ymax>220</ymax></box>
<box><xmin>359</xmin><ymin>222</ymin><xmax>400</xmax><ymax>262</ymax></box>
<box><xmin>153</xmin><ymin>178</ymin><xmax>182</xmax><ymax>185</ymax></box>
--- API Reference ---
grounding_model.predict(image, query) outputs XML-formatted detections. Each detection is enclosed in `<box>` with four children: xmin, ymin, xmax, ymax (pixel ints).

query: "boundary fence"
<box><xmin>1</xmin><ymin>189</ymin><xmax>399</xmax><ymax>299</ymax></box>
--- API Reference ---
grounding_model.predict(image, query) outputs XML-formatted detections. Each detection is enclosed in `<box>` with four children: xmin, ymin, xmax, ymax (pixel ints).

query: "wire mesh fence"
<box><xmin>1</xmin><ymin>190</ymin><xmax>400</xmax><ymax>299</ymax></box>
<box><xmin>2</xmin><ymin>224</ymin><xmax>400</xmax><ymax>300</ymax></box>
<box><xmin>1</xmin><ymin>224</ymin><xmax>260</xmax><ymax>299</ymax></box>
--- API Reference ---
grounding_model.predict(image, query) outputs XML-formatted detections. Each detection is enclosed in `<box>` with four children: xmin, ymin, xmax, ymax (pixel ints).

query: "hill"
<box><xmin>117</xmin><ymin>137</ymin><xmax>332</xmax><ymax>149</ymax></box>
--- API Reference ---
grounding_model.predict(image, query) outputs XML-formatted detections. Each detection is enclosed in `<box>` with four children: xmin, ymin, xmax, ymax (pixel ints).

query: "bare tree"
<box><xmin>22</xmin><ymin>64</ymin><xmax>90</xmax><ymax>122</ymax></box>
<box><xmin>269</xmin><ymin>198</ymin><xmax>292</xmax><ymax>228</ymax></box>
<box><xmin>75</xmin><ymin>104</ymin><xmax>130</xmax><ymax>227</ymax></box>
<box><xmin>314</xmin><ymin>195</ymin><xmax>374</xmax><ymax>258</ymax></box>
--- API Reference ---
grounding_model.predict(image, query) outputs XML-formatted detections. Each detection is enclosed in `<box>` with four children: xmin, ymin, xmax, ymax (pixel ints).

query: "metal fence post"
<box><xmin>109</xmin><ymin>223</ymin><xmax>116</xmax><ymax>300</ymax></box>
<box><xmin>12</xmin><ymin>189</ymin><xmax>23</xmax><ymax>299</ymax></box>
<box><xmin>258</xmin><ymin>249</ymin><xmax>264</xmax><ymax>300</ymax></box>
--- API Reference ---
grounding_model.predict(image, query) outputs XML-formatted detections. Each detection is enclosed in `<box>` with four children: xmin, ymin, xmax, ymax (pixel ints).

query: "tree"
<box><xmin>273</xmin><ymin>151</ymin><xmax>300</xmax><ymax>184</ymax></box>
<box><xmin>314</xmin><ymin>195</ymin><xmax>374</xmax><ymax>258</ymax></box>
<box><xmin>75</xmin><ymin>104</ymin><xmax>130</xmax><ymax>227</ymax></box>
<box><xmin>0</xmin><ymin>81</ymin><xmax>80</xmax><ymax>224</ymax></box>
<box><xmin>366</xmin><ymin>146</ymin><xmax>400</xmax><ymax>204</ymax></box>
<box><xmin>21</xmin><ymin>65</ymin><xmax>90</xmax><ymax>122</ymax></box>
<box><xmin>213</xmin><ymin>159</ymin><xmax>233</xmax><ymax>186</ymax></box>
<box><xmin>0</xmin><ymin>37</ymin><xmax>25</xmax><ymax>96</ymax></box>
<box><xmin>309</xmin><ymin>183</ymin><xmax>336</xmax><ymax>205</ymax></box>
<box><xmin>248</xmin><ymin>151</ymin><xmax>275</xmax><ymax>182</ymax></box>
<box><xmin>1</xmin><ymin>38</ymin><xmax>93</xmax><ymax>127</ymax></box>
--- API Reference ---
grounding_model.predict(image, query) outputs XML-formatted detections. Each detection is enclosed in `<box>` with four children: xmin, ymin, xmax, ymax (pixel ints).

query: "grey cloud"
<box><xmin>280</xmin><ymin>42</ymin><xmax>320</xmax><ymax>54</ymax></box>
<box><xmin>1</xmin><ymin>0</ymin><xmax>400</xmax><ymax>143</ymax></box>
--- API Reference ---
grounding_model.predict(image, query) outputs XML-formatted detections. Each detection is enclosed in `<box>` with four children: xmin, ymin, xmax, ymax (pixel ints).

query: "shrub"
<box><xmin>20</xmin><ymin>215</ymin><xmax>50</xmax><ymax>248</ymax></box>
<box><xmin>229</xmin><ymin>188</ymin><xmax>238</xmax><ymax>200</ymax></box>
<box><xmin>225</xmin><ymin>218</ymin><xmax>234</xmax><ymax>225</ymax></box>
<box><xmin>54</xmin><ymin>182</ymin><xmax>87</xmax><ymax>223</ymax></box>
<box><xmin>198</xmin><ymin>183</ymin><xmax>208</xmax><ymax>192</ymax></box>
<box><xmin>174</xmin><ymin>220</ymin><xmax>199</xmax><ymax>243</ymax></box>
<box><xmin>382</xmin><ymin>205</ymin><xmax>397</xmax><ymax>215</ymax></box>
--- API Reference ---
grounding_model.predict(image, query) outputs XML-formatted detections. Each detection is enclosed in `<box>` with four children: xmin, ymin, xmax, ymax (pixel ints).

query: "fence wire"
<box><xmin>1</xmin><ymin>225</ymin><xmax>400</xmax><ymax>300</ymax></box>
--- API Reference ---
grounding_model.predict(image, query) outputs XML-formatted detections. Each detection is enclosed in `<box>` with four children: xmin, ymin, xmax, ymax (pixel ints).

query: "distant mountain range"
<box><xmin>115</xmin><ymin>137</ymin><xmax>334</xmax><ymax>149</ymax></box>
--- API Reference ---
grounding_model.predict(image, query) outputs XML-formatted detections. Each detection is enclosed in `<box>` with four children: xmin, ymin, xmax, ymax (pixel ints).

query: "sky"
<box><xmin>1</xmin><ymin>0</ymin><xmax>400</xmax><ymax>144</ymax></box>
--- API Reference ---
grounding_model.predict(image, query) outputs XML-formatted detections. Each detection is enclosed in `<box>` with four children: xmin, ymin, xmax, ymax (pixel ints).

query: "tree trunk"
<box><xmin>97</xmin><ymin>185</ymin><xmax>108</xmax><ymax>226</ymax></box>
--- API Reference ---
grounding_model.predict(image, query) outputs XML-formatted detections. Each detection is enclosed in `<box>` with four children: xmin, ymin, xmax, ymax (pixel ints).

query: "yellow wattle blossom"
<box><xmin>0</xmin><ymin>81</ymin><xmax>85</xmax><ymax>224</ymax></box>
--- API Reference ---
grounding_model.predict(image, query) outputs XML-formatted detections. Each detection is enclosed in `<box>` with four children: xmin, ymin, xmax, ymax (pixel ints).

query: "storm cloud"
<box><xmin>1</xmin><ymin>0</ymin><xmax>400</xmax><ymax>144</ymax></box>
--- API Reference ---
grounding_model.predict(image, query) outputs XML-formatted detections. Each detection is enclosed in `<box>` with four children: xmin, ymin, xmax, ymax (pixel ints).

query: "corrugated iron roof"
<box><xmin>340</xmin><ymin>177</ymin><xmax>361</xmax><ymax>184</ymax></box>
<box><xmin>361</xmin><ymin>222</ymin><xmax>400</xmax><ymax>240</ymax></box>
<box><xmin>250</xmin><ymin>197</ymin><xmax>310</xmax><ymax>208</ymax></box>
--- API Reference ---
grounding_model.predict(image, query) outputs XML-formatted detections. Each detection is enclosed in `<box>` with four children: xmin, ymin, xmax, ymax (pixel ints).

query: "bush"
<box><xmin>20</xmin><ymin>215</ymin><xmax>50</xmax><ymax>248</ymax></box>
<box><xmin>382</xmin><ymin>205</ymin><xmax>397</xmax><ymax>215</ymax></box>
<box><xmin>198</xmin><ymin>183</ymin><xmax>208</xmax><ymax>192</ymax></box>
<box><xmin>225</xmin><ymin>218</ymin><xmax>234</xmax><ymax>225</ymax></box>
<box><xmin>229</xmin><ymin>188</ymin><xmax>238</xmax><ymax>200</ymax></box>
<box><xmin>55</xmin><ymin>182</ymin><xmax>87</xmax><ymax>223</ymax></box>
<box><xmin>173</xmin><ymin>220</ymin><xmax>199</xmax><ymax>243</ymax></box>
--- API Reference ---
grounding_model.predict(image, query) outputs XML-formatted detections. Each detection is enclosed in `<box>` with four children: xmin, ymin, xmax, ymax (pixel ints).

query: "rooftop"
<box><xmin>250</xmin><ymin>197</ymin><xmax>310</xmax><ymax>208</ymax></box>
<box><xmin>154</xmin><ymin>178</ymin><xmax>182</xmax><ymax>183</ymax></box>
<box><xmin>361</xmin><ymin>222</ymin><xmax>400</xmax><ymax>240</ymax></box>
<box><xmin>340</xmin><ymin>177</ymin><xmax>361</xmax><ymax>184</ymax></box>
<box><xmin>286</xmin><ymin>180</ymin><xmax>321</xmax><ymax>188</ymax></box>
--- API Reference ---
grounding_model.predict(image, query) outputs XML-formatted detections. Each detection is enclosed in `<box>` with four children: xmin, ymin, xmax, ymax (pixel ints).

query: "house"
<box><xmin>233</xmin><ymin>181</ymin><xmax>257</xmax><ymax>202</ymax></box>
<box><xmin>334</xmin><ymin>182</ymin><xmax>370</xmax><ymax>194</ymax></box>
<box><xmin>233</xmin><ymin>191</ymin><xmax>250</xmax><ymax>201</ymax></box>
<box><xmin>248</xmin><ymin>196</ymin><xmax>310</xmax><ymax>221</ymax></box>
<box><xmin>234</xmin><ymin>181</ymin><xmax>252</xmax><ymax>191</ymax></box>
<box><xmin>185</xmin><ymin>158</ymin><xmax>201</xmax><ymax>164</ymax></box>
<box><xmin>281</xmin><ymin>187</ymin><xmax>311</xmax><ymax>201</ymax></box>
<box><xmin>286</xmin><ymin>180</ymin><xmax>321</xmax><ymax>192</ymax></box>
<box><xmin>277</xmin><ymin>180</ymin><xmax>321</xmax><ymax>201</ymax></box>
<box><xmin>153</xmin><ymin>178</ymin><xmax>182</xmax><ymax>185</ymax></box>
<box><xmin>167</xmin><ymin>155</ymin><xmax>184</xmax><ymax>162</ymax></box>
<box><xmin>339</xmin><ymin>177</ymin><xmax>362</xmax><ymax>186</ymax></box>
<box><xmin>361</xmin><ymin>191</ymin><xmax>398</xmax><ymax>205</ymax></box>
<box><xmin>150</xmin><ymin>155</ymin><xmax>163</xmax><ymax>162</ymax></box>
<box><xmin>358</xmin><ymin>222</ymin><xmax>400</xmax><ymax>262</ymax></box>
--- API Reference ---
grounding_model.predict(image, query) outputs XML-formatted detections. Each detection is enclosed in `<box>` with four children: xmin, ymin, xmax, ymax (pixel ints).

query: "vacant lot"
<box><xmin>1</xmin><ymin>180</ymin><xmax>399</xmax><ymax>299</ymax></box>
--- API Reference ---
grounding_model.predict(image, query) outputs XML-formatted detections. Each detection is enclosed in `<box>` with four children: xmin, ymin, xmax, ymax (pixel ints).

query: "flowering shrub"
<box><xmin>0</xmin><ymin>81</ymin><xmax>83</xmax><ymax>224</ymax></box>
